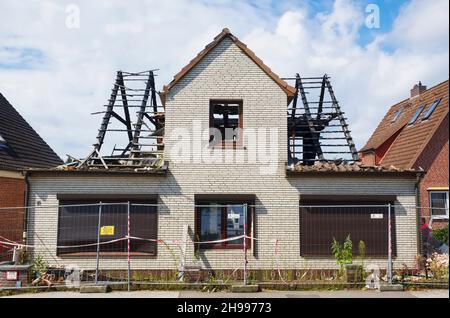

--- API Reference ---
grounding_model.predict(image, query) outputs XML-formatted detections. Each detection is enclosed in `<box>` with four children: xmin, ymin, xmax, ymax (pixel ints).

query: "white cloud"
<box><xmin>0</xmin><ymin>0</ymin><xmax>448</xmax><ymax>159</ymax></box>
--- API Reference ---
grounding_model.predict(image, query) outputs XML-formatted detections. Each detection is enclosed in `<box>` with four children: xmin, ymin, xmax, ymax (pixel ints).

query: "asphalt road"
<box><xmin>2</xmin><ymin>289</ymin><xmax>449</xmax><ymax>298</ymax></box>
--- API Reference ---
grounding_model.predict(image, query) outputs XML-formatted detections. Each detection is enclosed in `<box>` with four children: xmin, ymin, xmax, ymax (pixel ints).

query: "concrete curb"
<box><xmin>79</xmin><ymin>285</ymin><xmax>111</xmax><ymax>293</ymax></box>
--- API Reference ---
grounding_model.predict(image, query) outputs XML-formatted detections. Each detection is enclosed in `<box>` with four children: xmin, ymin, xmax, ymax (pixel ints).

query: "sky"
<box><xmin>0</xmin><ymin>0</ymin><xmax>448</xmax><ymax>160</ymax></box>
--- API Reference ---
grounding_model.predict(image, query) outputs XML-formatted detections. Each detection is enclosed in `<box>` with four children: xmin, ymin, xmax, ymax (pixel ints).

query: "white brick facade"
<box><xmin>27</xmin><ymin>37</ymin><xmax>420</xmax><ymax>272</ymax></box>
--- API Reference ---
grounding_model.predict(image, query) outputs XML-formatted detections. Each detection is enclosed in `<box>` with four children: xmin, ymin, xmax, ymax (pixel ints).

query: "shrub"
<box><xmin>30</xmin><ymin>255</ymin><xmax>48</xmax><ymax>275</ymax></box>
<box><xmin>433</xmin><ymin>225</ymin><xmax>449</xmax><ymax>245</ymax></box>
<box><xmin>426</xmin><ymin>253</ymin><xmax>449</xmax><ymax>280</ymax></box>
<box><xmin>331</xmin><ymin>235</ymin><xmax>353</xmax><ymax>277</ymax></box>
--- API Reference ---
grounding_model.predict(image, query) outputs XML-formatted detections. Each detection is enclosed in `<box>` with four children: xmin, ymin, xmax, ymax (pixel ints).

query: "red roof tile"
<box><xmin>361</xmin><ymin>80</ymin><xmax>449</xmax><ymax>169</ymax></box>
<box><xmin>160</xmin><ymin>28</ymin><xmax>296</xmax><ymax>103</ymax></box>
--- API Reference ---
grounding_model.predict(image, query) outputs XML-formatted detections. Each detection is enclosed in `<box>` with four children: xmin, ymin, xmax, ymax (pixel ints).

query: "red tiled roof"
<box><xmin>361</xmin><ymin>80</ymin><xmax>449</xmax><ymax>169</ymax></box>
<box><xmin>160</xmin><ymin>28</ymin><xmax>296</xmax><ymax>103</ymax></box>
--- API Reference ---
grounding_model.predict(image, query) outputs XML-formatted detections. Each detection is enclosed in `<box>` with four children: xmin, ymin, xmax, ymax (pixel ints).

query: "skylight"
<box><xmin>408</xmin><ymin>106</ymin><xmax>425</xmax><ymax>125</ymax></box>
<box><xmin>391</xmin><ymin>109</ymin><xmax>403</xmax><ymax>123</ymax></box>
<box><xmin>422</xmin><ymin>98</ymin><xmax>442</xmax><ymax>121</ymax></box>
<box><xmin>0</xmin><ymin>133</ymin><xmax>8</xmax><ymax>149</ymax></box>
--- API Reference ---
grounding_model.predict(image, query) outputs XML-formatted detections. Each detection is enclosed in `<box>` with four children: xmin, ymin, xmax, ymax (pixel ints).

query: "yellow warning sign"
<box><xmin>100</xmin><ymin>226</ymin><xmax>115</xmax><ymax>236</ymax></box>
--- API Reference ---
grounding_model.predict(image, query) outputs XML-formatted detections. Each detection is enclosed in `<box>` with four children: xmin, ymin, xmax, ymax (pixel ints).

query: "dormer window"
<box><xmin>209</xmin><ymin>100</ymin><xmax>242</xmax><ymax>146</ymax></box>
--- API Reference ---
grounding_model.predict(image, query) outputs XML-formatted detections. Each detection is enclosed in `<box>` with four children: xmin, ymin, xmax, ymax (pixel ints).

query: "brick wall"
<box><xmin>26</xmin><ymin>38</ymin><xmax>420</xmax><ymax>271</ymax></box>
<box><xmin>414</xmin><ymin>114</ymin><xmax>449</xmax><ymax>227</ymax></box>
<box><xmin>0</xmin><ymin>174</ymin><xmax>25</xmax><ymax>261</ymax></box>
<box><xmin>0</xmin><ymin>267</ymin><xmax>29</xmax><ymax>287</ymax></box>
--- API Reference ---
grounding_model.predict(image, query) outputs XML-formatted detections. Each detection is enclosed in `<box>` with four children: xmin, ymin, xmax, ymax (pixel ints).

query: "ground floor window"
<box><xmin>195</xmin><ymin>200</ymin><xmax>252</xmax><ymax>249</ymax></box>
<box><xmin>57</xmin><ymin>200</ymin><xmax>157</xmax><ymax>256</ymax></box>
<box><xmin>429</xmin><ymin>191</ymin><xmax>449</xmax><ymax>219</ymax></box>
<box><xmin>299</xmin><ymin>203</ymin><xmax>396</xmax><ymax>257</ymax></box>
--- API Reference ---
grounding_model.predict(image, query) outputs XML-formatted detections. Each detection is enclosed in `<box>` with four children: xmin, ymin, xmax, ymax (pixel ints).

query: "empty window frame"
<box><xmin>422</xmin><ymin>98</ymin><xmax>442</xmax><ymax>121</ymax></box>
<box><xmin>408</xmin><ymin>106</ymin><xmax>425</xmax><ymax>125</ymax></box>
<box><xmin>209</xmin><ymin>100</ymin><xmax>242</xmax><ymax>146</ymax></box>
<box><xmin>195</xmin><ymin>200</ymin><xmax>252</xmax><ymax>249</ymax></box>
<box><xmin>57</xmin><ymin>200</ymin><xmax>157</xmax><ymax>256</ymax></box>
<box><xmin>391</xmin><ymin>109</ymin><xmax>403</xmax><ymax>123</ymax></box>
<box><xmin>429</xmin><ymin>191</ymin><xmax>449</xmax><ymax>219</ymax></box>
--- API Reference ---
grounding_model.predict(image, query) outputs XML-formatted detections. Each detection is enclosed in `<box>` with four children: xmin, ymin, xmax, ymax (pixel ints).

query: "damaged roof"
<box><xmin>289</xmin><ymin>161</ymin><xmax>422</xmax><ymax>175</ymax></box>
<box><xmin>0</xmin><ymin>93</ymin><xmax>63</xmax><ymax>171</ymax></box>
<box><xmin>361</xmin><ymin>80</ymin><xmax>449</xmax><ymax>169</ymax></box>
<box><xmin>160</xmin><ymin>28</ymin><xmax>296</xmax><ymax>102</ymax></box>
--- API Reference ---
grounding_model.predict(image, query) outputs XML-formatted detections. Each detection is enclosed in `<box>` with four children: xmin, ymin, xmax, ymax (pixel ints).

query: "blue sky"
<box><xmin>247</xmin><ymin>0</ymin><xmax>411</xmax><ymax>46</ymax></box>
<box><xmin>0</xmin><ymin>0</ymin><xmax>410</xmax><ymax>70</ymax></box>
<box><xmin>0</xmin><ymin>0</ymin><xmax>448</xmax><ymax>158</ymax></box>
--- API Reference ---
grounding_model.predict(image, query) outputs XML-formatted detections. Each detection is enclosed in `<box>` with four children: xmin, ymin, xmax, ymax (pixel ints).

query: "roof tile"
<box><xmin>0</xmin><ymin>93</ymin><xmax>63</xmax><ymax>171</ymax></box>
<box><xmin>160</xmin><ymin>28</ymin><xmax>296</xmax><ymax>101</ymax></box>
<box><xmin>361</xmin><ymin>80</ymin><xmax>449</xmax><ymax>169</ymax></box>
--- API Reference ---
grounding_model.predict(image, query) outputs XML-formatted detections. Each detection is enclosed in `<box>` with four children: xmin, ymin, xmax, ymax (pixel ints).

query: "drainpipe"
<box><xmin>415</xmin><ymin>172</ymin><xmax>423</xmax><ymax>257</ymax></box>
<box><xmin>22</xmin><ymin>170</ymin><xmax>30</xmax><ymax>246</ymax></box>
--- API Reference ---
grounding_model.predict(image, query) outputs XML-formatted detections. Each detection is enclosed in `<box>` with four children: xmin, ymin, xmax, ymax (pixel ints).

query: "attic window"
<box><xmin>209</xmin><ymin>100</ymin><xmax>242</xmax><ymax>146</ymax></box>
<box><xmin>422</xmin><ymin>98</ymin><xmax>442</xmax><ymax>121</ymax></box>
<box><xmin>0</xmin><ymin>133</ymin><xmax>8</xmax><ymax>149</ymax></box>
<box><xmin>408</xmin><ymin>106</ymin><xmax>425</xmax><ymax>126</ymax></box>
<box><xmin>391</xmin><ymin>109</ymin><xmax>403</xmax><ymax>123</ymax></box>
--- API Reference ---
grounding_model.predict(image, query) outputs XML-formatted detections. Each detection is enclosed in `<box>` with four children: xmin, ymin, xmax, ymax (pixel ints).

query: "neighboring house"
<box><xmin>0</xmin><ymin>93</ymin><xmax>62</xmax><ymax>261</ymax></box>
<box><xmin>360</xmin><ymin>81</ymin><xmax>449</xmax><ymax>229</ymax></box>
<box><xmin>25</xmin><ymin>29</ymin><xmax>423</xmax><ymax>274</ymax></box>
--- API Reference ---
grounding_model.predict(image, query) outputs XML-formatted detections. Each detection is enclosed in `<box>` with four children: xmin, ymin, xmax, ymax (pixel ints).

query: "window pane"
<box><xmin>408</xmin><ymin>106</ymin><xmax>424</xmax><ymax>125</ymax></box>
<box><xmin>200</xmin><ymin>206</ymin><xmax>222</xmax><ymax>241</ymax></box>
<box><xmin>226</xmin><ymin>205</ymin><xmax>245</xmax><ymax>244</ymax></box>
<box><xmin>423</xmin><ymin>99</ymin><xmax>441</xmax><ymax>120</ymax></box>
<box><xmin>57</xmin><ymin>201</ymin><xmax>157</xmax><ymax>255</ymax></box>
<box><xmin>391</xmin><ymin>109</ymin><xmax>402</xmax><ymax>123</ymax></box>
<box><xmin>430</xmin><ymin>192</ymin><xmax>448</xmax><ymax>216</ymax></box>
<box><xmin>57</xmin><ymin>202</ymin><xmax>99</xmax><ymax>254</ymax></box>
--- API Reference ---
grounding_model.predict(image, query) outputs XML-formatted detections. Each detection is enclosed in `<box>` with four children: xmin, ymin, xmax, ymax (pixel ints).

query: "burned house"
<box><xmin>24</xmin><ymin>29</ymin><xmax>423</xmax><ymax>275</ymax></box>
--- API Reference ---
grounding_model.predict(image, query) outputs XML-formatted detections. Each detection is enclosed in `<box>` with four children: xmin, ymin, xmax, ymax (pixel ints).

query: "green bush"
<box><xmin>331</xmin><ymin>235</ymin><xmax>353</xmax><ymax>277</ymax></box>
<box><xmin>433</xmin><ymin>225</ymin><xmax>449</xmax><ymax>245</ymax></box>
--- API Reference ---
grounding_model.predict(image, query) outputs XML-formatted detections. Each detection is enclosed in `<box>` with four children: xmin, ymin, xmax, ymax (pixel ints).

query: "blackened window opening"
<box><xmin>209</xmin><ymin>100</ymin><xmax>242</xmax><ymax>145</ymax></box>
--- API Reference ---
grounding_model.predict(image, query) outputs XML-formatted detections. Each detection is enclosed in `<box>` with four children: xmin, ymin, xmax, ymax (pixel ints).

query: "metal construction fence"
<box><xmin>0</xmin><ymin>202</ymin><xmax>448</xmax><ymax>291</ymax></box>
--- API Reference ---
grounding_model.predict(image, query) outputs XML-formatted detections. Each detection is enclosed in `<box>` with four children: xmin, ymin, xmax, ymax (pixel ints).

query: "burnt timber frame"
<box><xmin>77</xmin><ymin>70</ymin><xmax>165</xmax><ymax>170</ymax></box>
<box><xmin>286</xmin><ymin>74</ymin><xmax>360</xmax><ymax>165</ymax></box>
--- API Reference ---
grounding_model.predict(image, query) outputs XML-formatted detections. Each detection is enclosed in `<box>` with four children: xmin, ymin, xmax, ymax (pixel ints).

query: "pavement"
<box><xmin>2</xmin><ymin>289</ymin><xmax>449</xmax><ymax>298</ymax></box>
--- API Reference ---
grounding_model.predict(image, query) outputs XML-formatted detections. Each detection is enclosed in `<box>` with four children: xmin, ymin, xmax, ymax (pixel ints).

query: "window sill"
<box><xmin>57</xmin><ymin>252</ymin><xmax>155</xmax><ymax>257</ymax></box>
<box><xmin>431</xmin><ymin>216</ymin><xmax>449</xmax><ymax>220</ymax></box>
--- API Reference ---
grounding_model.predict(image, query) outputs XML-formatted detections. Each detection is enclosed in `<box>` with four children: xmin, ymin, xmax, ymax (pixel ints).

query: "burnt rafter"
<box><xmin>76</xmin><ymin>70</ymin><xmax>165</xmax><ymax>170</ymax></box>
<box><xmin>285</xmin><ymin>74</ymin><xmax>360</xmax><ymax>166</ymax></box>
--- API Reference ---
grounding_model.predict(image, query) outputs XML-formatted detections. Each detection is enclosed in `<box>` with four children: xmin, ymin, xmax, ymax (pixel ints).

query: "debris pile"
<box><xmin>291</xmin><ymin>160</ymin><xmax>422</xmax><ymax>173</ymax></box>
